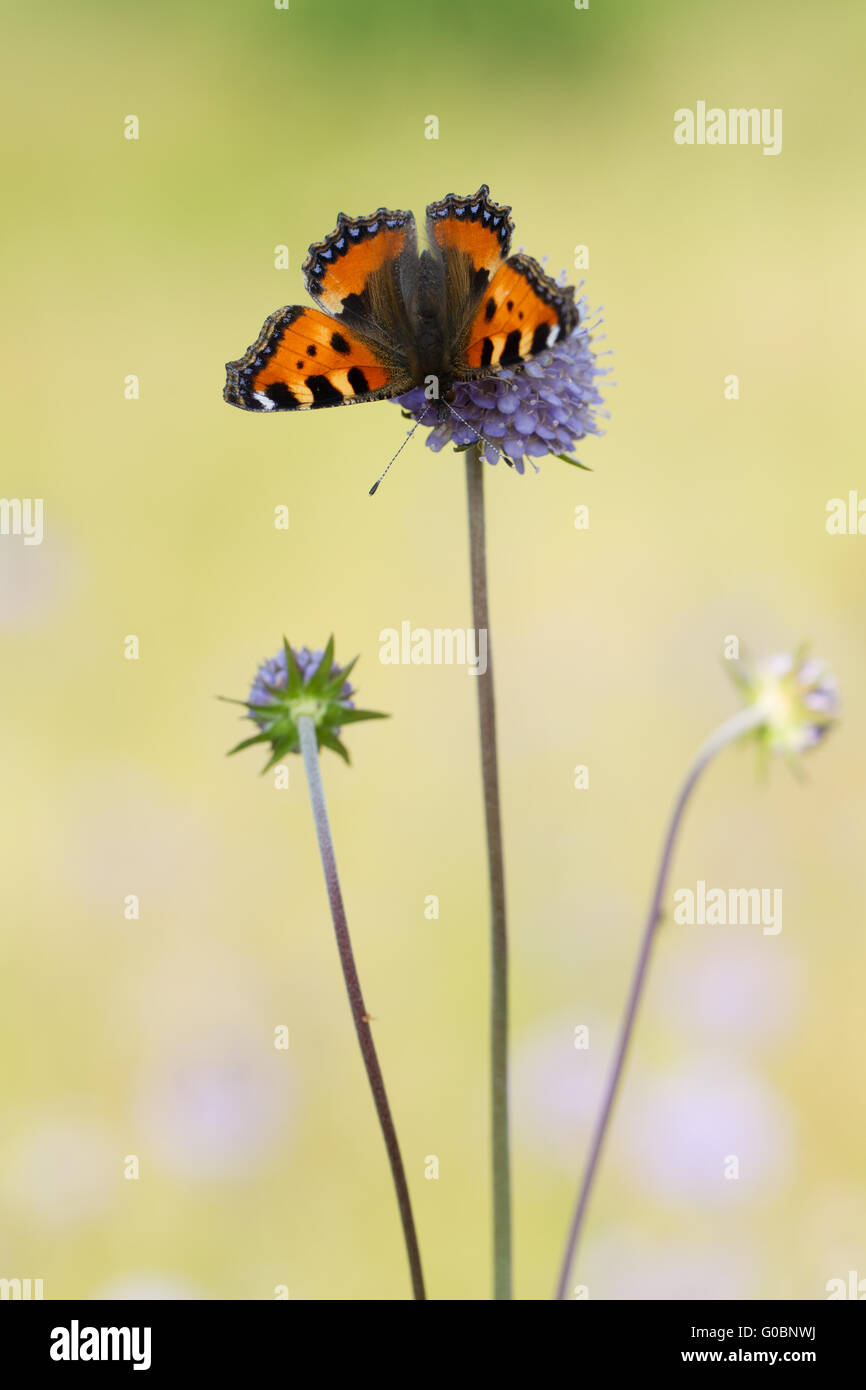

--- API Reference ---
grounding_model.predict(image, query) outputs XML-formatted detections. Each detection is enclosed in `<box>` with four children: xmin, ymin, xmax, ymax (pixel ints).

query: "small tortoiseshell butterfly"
<box><xmin>224</xmin><ymin>185</ymin><xmax>578</xmax><ymax>414</ymax></box>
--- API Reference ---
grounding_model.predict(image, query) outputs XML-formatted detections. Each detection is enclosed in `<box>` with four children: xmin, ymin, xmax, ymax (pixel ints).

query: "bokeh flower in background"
<box><xmin>0</xmin><ymin>538</ymin><xmax>76</xmax><ymax>628</ymax></box>
<box><xmin>621</xmin><ymin>1054</ymin><xmax>795</xmax><ymax>1204</ymax></box>
<box><xmin>657</xmin><ymin>936</ymin><xmax>803</xmax><ymax>1048</ymax></box>
<box><xmin>512</xmin><ymin>1013</ymin><xmax>621</xmax><ymax>1171</ymax></box>
<box><xmin>734</xmin><ymin>648</ymin><xmax>840</xmax><ymax>759</ymax></box>
<box><xmin>1</xmin><ymin>1113</ymin><xmax>117</xmax><ymax>1226</ymax></box>
<box><xmin>135</xmin><ymin>1033</ymin><xmax>293</xmax><ymax>1181</ymax></box>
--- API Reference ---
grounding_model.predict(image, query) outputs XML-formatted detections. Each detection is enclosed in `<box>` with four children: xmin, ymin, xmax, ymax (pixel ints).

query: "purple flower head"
<box><xmin>223</xmin><ymin>637</ymin><xmax>386</xmax><ymax>768</ymax></box>
<box><xmin>248</xmin><ymin>646</ymin><xmax>355</xmax><ymax>727</ymax></box>
<box><xmin>393</xmin><ymin>293</ymin><xmax>609</xmax><ymax>475</ymax></box>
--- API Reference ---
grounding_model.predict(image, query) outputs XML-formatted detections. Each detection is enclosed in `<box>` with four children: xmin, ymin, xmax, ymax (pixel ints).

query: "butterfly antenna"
<box><xmin>368</xmin><ymin>405</ymin><xmax>432</xmax><ymax>495</ymax></box>
<box><xmin>441</xmin><ymin>398</ymin><xmax>514</xmax><ymax>468</ymax></box>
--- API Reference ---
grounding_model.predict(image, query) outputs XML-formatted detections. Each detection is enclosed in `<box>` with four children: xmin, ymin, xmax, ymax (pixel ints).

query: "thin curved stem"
<box><xmin>465</xmin><ymin>443</ymin><xmax>512</xmax><ymax>1301</ymax></box>
<box><xmin>298</xmin><ymin>715</ymin><xmax>426</xmax><ymax>1301</ymax></box>
<box><xmin>554</xmin><ymin>702</ymin><xmax>765</xmax><ymax>1300</ymax></box>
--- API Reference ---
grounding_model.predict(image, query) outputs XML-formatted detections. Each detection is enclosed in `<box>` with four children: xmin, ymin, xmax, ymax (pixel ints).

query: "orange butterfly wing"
<box><xmin>424</xmin><ymin>186</ymin><xmax>577</xmax><ymax>377</ymax></box>
<box><xmin>224</xmin><ymin>305</ymin><xmax>411</xmax><ymax>412</ymax></box>
<box><xmin>424</xmin><ymin>185</ymin><xmax>513</xmax><ymax>347</ymax></box>
<box><xmin>461</xmin><ymin>254</ymin><xmax>580</xmax><ymax>374</ymax></box>
<box><xmin>303</xmin><ymin>206</ymin><xmax>417</xmax><ymax>329</ymax></box>
<box><xmin>225</xmin><ymin>205</ymin><xmax>419</xmax><ymax>411</ymax></box>
<box><xmin>426</xmin><ymin>184</ymin><xmax>513</xmax><ymax>280</ymax></box>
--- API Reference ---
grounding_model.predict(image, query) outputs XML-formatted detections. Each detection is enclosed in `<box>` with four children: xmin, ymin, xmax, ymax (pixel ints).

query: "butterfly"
<box><xmin>223</xmin><ymin>185</ymin><xmax>579</xmax><ymax>415</ymax></box>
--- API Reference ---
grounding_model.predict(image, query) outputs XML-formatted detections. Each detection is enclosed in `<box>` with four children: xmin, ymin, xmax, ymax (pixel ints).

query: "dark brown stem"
<box><xmin>465</xmin><ymin>443</ymin><xmax>512</xmax><ymax>1300</ymax></box>
<box><xmin>297</xmin><ymin>715</ymin><xmax>426</xmax><ymax>1301</ymax></box>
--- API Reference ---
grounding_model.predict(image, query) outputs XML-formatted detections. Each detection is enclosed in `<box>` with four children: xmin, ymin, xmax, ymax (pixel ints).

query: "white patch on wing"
<box><xmin>253</xmin><ymin>392</ymin><xmax>276</xmax><ymax>411</ymax></box>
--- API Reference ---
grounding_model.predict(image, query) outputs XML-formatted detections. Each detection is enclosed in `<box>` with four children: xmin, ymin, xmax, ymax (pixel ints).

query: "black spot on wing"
<box><xmin>530</xmin><ymin>323</ymin><xmax>550</xmax><ymax>355</ymax></box>
<box><xmin>347</xmin><ymin>366</ymin><xmax>370</xmax><ymax>394</ymax></box>
<box><xmin>339</xmin><ymin>291</ymin><xmax>370</xmax><ymax>320</ymax></box>
<box><xmin>265</xmin><ymin>381</ymin><xmax>301</xmax><ymax>410</ymax></box>
<box><xmin>472</xmin><ymin>267</ymin><xmax>490</xmax><ymax>294</ymax></box>
<box><xmin>480</xmin><ymin>338</ymin><xmax>494</xmax><ymax>368</ymax></box>
<box><xmin>307</xmin><ymin>374</ymin><xmax>344</xmax><ymax>407</ymax></box>
<box><xmin>500</xmin><ymin>329</ymin><xmax>524</xmax><ymax>366</ymax></box>
<box><xmin>306</xmin><ymin>344</ymin><xmax>317</xmax><ymax>356</ymax></box>
<box><xmin>330</xmin><ymin>331</ymin><xmax>351</xmax><ymax>354</ymax></box>
<box><xmin>484</xmin><ymin>297</ymin><xmax>496</xmax><ymax>322</ymax></box>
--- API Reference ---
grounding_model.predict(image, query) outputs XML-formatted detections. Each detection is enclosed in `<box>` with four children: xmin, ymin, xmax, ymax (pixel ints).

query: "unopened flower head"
<box><xmin>393</xmin><ymin>291</ymin><xmax>608</xmax><ymax>475</ymax></box>
<box><xmin>224</xmin><ymin>636</ymin><xmax>386</xmax><ymax>768</ymax></box>
<box><xmin>248</xmin><ymin>644</ymin><xmax>355</xmax><ymax>719</ymax></box>
<box><xmin>736</xmin><ymin>649</ymin><xmax>840</xmax><ymax>758</ymax></box>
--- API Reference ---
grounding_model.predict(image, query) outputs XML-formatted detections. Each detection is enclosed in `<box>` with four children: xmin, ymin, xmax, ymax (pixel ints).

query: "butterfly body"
<box><xmin>224</xmin><ymin>186</ymin><xmax>578</xmax><ymax>414</ymax></box>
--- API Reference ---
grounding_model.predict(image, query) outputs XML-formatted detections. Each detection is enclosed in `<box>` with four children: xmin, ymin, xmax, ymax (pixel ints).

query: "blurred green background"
<box><xmin>1</xmin><ymin>0</ymin><xmax>864</xmax><ymax>1300</ymax></box>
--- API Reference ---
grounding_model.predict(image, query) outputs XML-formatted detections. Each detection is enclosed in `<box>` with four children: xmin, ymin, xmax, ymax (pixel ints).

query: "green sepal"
<box><xmin>323</xmin><ymin>707</ymin><xmax>388</xmax><ymax>727</ymax></box>
<box><xmin>324</xmin><ymin>653</ymin><xmax>359</xmax><ymax>694</ymax></box>
<box><xmin>227</xmin><ymin>730</ymin><xmax>274</xmax><ymax>757</ymax></box>
<box><xmin>260</xmin><ymin>735</ymin><xmax>300</xmax><ymax>773</ymax></box>
<box><xmin>317</xmin><ymin>730</ymin><xmax>351</xmax><ymax>764</ymax></box>
<box><xmin>314</xmin><ymin>635</ymin><xmax>336</xmax><ymax>690</ymax></box>
<box><xmin>283</xmin><ymin>638</ymin><xmax>305</xmax><ymax>696</ymax></box>
<box><xmin>555</xmin><ymin>452</ymin><xmax>593</xmax><ymax>471</ymax></box>
<box><xmin>232</xmin><ymin>696</ymin><xmax>282</xmax><ymax>718</ymax></box>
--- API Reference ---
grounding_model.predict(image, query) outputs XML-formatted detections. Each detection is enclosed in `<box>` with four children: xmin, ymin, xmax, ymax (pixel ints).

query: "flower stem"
<box><xmin>297</xmin><ymin>714</ymin><xmax>426</xmax><ymax>1301</ymax></box>
<box><xmin>554</xmin><ymin>702</ymin><xmax>766</xmax><ymax>1300</ymax></box>
<box><xmin>465</xmin><ymin>442</ymin><xmax>512</xmax><ymax>1301</ymax></box>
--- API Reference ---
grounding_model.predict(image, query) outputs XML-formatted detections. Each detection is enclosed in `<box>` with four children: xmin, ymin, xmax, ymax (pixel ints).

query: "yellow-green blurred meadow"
<box><xmin>1</xmin><ymin>0</ymin><xmax>864</xmax><ymax>1300</ymax></box>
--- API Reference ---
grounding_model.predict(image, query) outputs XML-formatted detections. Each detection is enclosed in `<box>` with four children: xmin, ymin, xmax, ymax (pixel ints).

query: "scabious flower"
<box><xmin>733</xmin><ymin>648</ymin><xmax>840</xmax><ymax>758</ymax></box>
<box><xmin>394</xmin><ymin>292</ymin><xmax>608</xmax><ymax>474</ymax></box>
<box><xmin>223</xmin><ymin>636</ymin><xmax>385</xmax><ymax>767</ymax></box>
<box><xmin>248</xmin><ymin>644</ymin><xmax>355</xmax><ymax>717</ymax></box>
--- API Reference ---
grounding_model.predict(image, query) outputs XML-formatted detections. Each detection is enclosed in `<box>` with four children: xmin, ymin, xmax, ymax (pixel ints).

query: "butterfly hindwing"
<box><xmin>224</xmin><ymin>305</ymin><xmax>411</xmax><ymax>411</ymax></box>
<box><xmin>460</xmin><ymin>254</ymin><xmax>580</xmax><ymax>374</ymax></box>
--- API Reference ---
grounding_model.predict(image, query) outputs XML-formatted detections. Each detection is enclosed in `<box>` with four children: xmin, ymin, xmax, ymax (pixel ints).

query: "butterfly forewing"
<box><xmin>303</xmin><ymin>207</ymin><xmax>417</xmax><ymax>337</ymax></box>
<box><xmin>424</xmin><ymin>185</ymin><xmax>514</xmax><ymax>346</ymax></box>
<box><xmin>224</xmin><ymin>305</ymin><xmax>410</xmax><ymax>411</ymax></box>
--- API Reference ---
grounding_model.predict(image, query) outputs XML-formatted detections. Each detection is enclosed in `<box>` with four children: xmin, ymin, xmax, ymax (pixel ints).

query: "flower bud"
<box><xmin>224</xmin><ymin>636</ymin><xmax>386</xmax><ymax>768</ymax></box>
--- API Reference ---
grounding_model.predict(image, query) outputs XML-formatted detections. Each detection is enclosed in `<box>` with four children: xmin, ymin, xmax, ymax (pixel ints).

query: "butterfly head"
<box><xmin>435</xmin><ymin>386</ymin><xmax>456</xmax><ymax>423</ymax></box>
